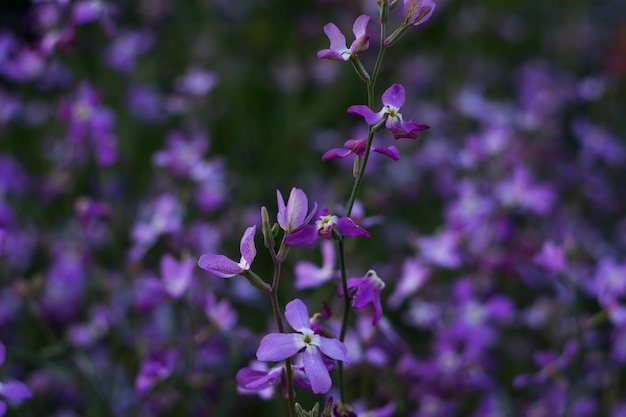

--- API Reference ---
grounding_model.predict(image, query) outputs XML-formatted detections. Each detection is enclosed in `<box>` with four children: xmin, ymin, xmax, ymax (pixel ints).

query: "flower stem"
<box><xmin>269</xmin><ymin>246</ymin><xmax>296</xmax><ymax>417</ymax></box>
<box><xmin>336</xmin><ymin>239</ymin><xmax>350</xmax><ymax>403</ymax></box>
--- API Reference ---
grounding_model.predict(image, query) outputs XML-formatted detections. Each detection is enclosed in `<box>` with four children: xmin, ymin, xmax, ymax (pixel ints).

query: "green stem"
<box><xmin>336</xmin><ymin>239</ymin><xmax>350</xmax><ymax>403</ymax></box>
<box><xmin>269</xmin><ymin>247</ymin><xmax>296</xmax><ymax>417</ymax></box>
<box><xmin>345</xmin><ymin>20</ymin><xmax>387</xmax><ymax>218</ymax></box>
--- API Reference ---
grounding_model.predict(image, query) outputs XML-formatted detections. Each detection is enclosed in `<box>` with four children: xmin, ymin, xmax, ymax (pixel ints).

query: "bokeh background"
<box><xmin>1</xmin><ymin>0</ymin><xmax>626</xmax><ymax>415</ymax></box>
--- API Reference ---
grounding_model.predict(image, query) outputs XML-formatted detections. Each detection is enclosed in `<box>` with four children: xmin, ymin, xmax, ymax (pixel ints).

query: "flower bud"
<box><xmin>261</xmin><ymin>206</ymin><xmax>275</xmax><ymax>248</ymax></box>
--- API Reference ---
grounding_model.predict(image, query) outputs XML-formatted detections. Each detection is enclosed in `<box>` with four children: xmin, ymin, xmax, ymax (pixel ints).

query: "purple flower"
<box><xmin>0</xmin><ymin>342</ymin><xmax>32</xmax><ymax>416</ymax></box>
<box><xmin>159</xmin><ymin>254</ymin><xmax>195</xmax><ymax>298</ymax></box>
<box><xmin>256</xmin><ymin>298</ymin><xmax>348</xmax><ymax>394</ymax></box>
<box><xmin>174</xmin><ymin>67</ymin><xmax>218</xmax><ymax>96</ymax></box>
<box><xmin>322</xmin><ymin>137</ymin><xmax>399</xmax><ymax>162</ymax></box>
<box><xmin>198</xmin><ymin>226</ymin><xmax>256</xmax><ymax>278</ymax></box>
<box><xmin>276</xmin><ymin>188</ymin><xmax>318</xmax><ymax>237</ymax></box>
<box><xmin>533</xmin><ymin>241</ymin><xmax>568</xmax><ymax>274</ymax></box>
<box><xmin>317</xmin><ymin>15</ymin><xmax>370</xmax><ymax>61</ymax></box>
<box><xmin>285</xmin><ymin>208</ymin><xmax>370</xmax><ymax>246</ymax></box>
<box><xmin>295</xmin><ymin>240</ymin><xmax>338</xmax><ymax>289</ymax></box>
<box><xmin>339</xmin><ymin>270</ymin><xmax>386</xmax><ymax>325</ymax></box>
<box><xmin>134</xmin><ymin>349</ymin><xmax>177</xmax><ymax>394</ymax></box>
<box><xmin>347</xmin><ymin>84</ymin><xmax>429</xmax><ymax>139</ymax></box>
<box><xmin>205</xmin><ymin>292</ymin><xmax>238</xmax><ymax>331</ymax></box>
<box><xmin>403</xmin><ymin>0</ymin><xmax>436</xmax><ymax>26</ymax></box>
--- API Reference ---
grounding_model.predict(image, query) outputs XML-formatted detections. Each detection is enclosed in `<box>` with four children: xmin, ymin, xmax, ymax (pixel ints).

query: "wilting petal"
<box><xmin>318</xmin><ymin>337</ymin><xmax>348</xmax><ymax>362</ymax></box>
<box><xmin>303</xmin><ymin>349</ymin><xmax>332</xmax><ymax>394</ymax></box>
<box><xmin>240</xmin><ymin>225</ymin><xmax>257</xmax><ymax>266</ymax></box>
<box><xmin>285</xmin><ymin>298</ymin><xmax>312</xmax><ymax>331</ymax></box>
<box><xmin>257</xmin><ymin>333</ymin><xmax>303</xmax><ymax>361</ymax></box>
<box><xmin>336</xmin><ymin>217</ymin><xmax>370</xmax><ymax>237</ymax></box>
<box><xmin>372</xmin><ymin>146</ymin><xmax>400</xmax><ymax>160</ymax></box>
<box><xmin>198</xmin><ymin>254</ymin><xmax>242</xmax><ymax>278</ymax></box>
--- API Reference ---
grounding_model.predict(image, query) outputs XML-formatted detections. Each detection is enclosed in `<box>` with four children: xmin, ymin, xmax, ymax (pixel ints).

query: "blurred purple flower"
<box><xmin>105</xmin><ymin>30</ymin><xmax>154</xmax><ymax>72</ymax></box>
<box><xmin>198</xmin><ymin>226</ymin><xmax>256</xmax><ymax>278</ymax></box>
<box><xmin>59</xmin><ymin>82</ymin><xmax>118</xmax><ymax>166</ymax></box>
<box><xmin>317</xmin><ymin>15</ymin><xmax>370</xmax><ymax>61</ymax></box>
<box><xmin>295</xmin><ymin>240</ymin><xmax>338</xmax><ymax>289</ymax></box>
<box><xmin>416</xmin><ymin>230</ymin><xmax>461</xmax><ymax>269</ymax></box>
<box><xmin>205</xmin><ymin>292</ymin><xmax>238</xmax><ymax>331</ymax></box>
<box><xmin>403</xmin><ymin>0</ymin><xmax>436</xmax><ymax>26</ymax></box>
<box><xmin>153</xmin><ymin>130</ymin><xmax>209</xmax><ymax>177</ymax></box>
<box><xmin>533</xmin><ymin>241</ymin><xmax>568</xmax><ymax>274</ymax></box>
<box><xmin>256</xmin><ymin>298</ymin><xmax>348</xmax><ymax>394</ymax></box>
<box><xmin>0</xmin><ymin>342</ymin><xmax>32</xmax><ymax>416</ymax></box>
<box><xmin>134</xmin><ymin>349</ymin><xmax>177</xmax><ymax>394</ymax></box>
<box><xmin>174</xmin><ymin>67</ymin><xmax>218</xmax><ymax>96</ymax></box>
<box><xmin>322</xmin><ymin>137</ymin><xmax>399</xmax><ymax>162</ymax></box>
<box><xmin>495</xmin><ymin>167</ymin><xmax>555</xmax><ymax>214</ymax></box>
<box><xmin>130</xmin><ymin>194</ymin><xmax>183</xmax><ymax>259</ymax></box>
<box><xmin>236</xmin><ymin>362</ymin><xmax>282</xmax><ymax>399</ymax></box>
<box><xmin>388</xmin><ymin>257</ymin><xmax>430</xmax><ymax>308</ymax></box>
<box><xmin>159</xmin><ymin>254</ymin><xmax>195</xmax><ymax>299</ymax></box>
<box><xmin>339</xmin><ymin>270</ymin><xmax>385</xmax><ymax>325</ymax></box>
<box><xmin>285</xmin><ymin>208</ymin><xmax>370</xmax><ymax>246</ymax></box>
<box><xmin>347</xmin><ymin>84</ymin><xmax>429</xmax><ymax>140</ymax></box>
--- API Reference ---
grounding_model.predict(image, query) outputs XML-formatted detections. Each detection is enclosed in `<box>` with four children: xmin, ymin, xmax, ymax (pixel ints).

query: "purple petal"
<box><xmin>372</xmin><ymin>146</ymin><xmax>400</xmax><ymax>160</ymax></box>
<box><xmin>344</xmin><ymin>138</ymin><xmax>368</xmax><ymax>156</ymax></box>
<box><xmin>0</xmin><ymin>402</ymin><xmax>6</xmax><ymax>417</ymax></box>
<box><xmin>336</xmin><ymin>217</ymin><xmax>370</xmax><ymax>238</ymax></box>
<box><xmin>381</xmin><ymin>84</ymin><xmax>406</xmax><ymax>108</ymax></box>
<box><xmin>160</xmin><ymin>254</ymin><xmax>194</xmax><ymax>298</ymax></box>
<box><xmin>322</xmin><ymin>23</ymin><xmax>349</xmax><ymax>55</ymax></box>
<box><xmin>318</xmin><ymin>337</ymin><xmax>348</xmax><ymax>362</ymax></box>
<box><xmin>197</xmin><ymin>254</ymin><xmax>242</xmax><ymax>278</ymax></box>
<box><xmin>285</xmin><ymin>224</ymin><xmax>318</xmax><ymax>246</ymax></box>
<box><xmin>276</xmin><ymin>189</ymin><xmax>288</xmax><ymax>230</ymax></box>
<box><xmin>0</xmin><ymin>381</ymin><xmax>32</xmax><ymax>400</ymax></box>
<box><xmin>303</xmin><ymin>349</ymin><xmax>332</xmax><ymax>394</ymax></box>
<box><xmin>322</xmin><ymin>147</ymin><xmax>352</xmax><ymax>161</ymax></box>
<box><xmin>316</xmin><ymin>50</ymin><xmax>346</xmax><ymax>61</ymax></box>
<box><xmin>352</xmin><ymin>15</ymin><xmax>370</xmax><ymax>38</ymax></box>
<box><xmin>240</xmin><ymin>225</ymin><xmax>257</xmax><ymax>266</ymax></box>
<box><xmin>347</xmin><ymin>105</ymin><xmax>384</xmax><ymax>125</ymax></box>
<box><xmin>236</xmin><ymin>367</ymin><xmax>282</xmax><ymax>390</ymax></box>
<box><xmin>284</xmin><ymin>298</ymin><xmax>312</xmax><ymax>331</ymax></box>
<box><xmin>257</xmin><ymin>333</ymin><xmax>302</xmax><ymax>362</ymax></box>
<box><xmin>295</xmin><ymin>261</ymin><xmax>329</xmax><ymax>289</ymax></box>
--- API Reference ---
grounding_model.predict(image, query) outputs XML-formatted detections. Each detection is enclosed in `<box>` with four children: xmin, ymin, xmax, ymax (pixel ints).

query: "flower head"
<box><xmin>159</xmin><ymin>253</ymin><xmax>195</xmax><ymax>298</ymax></box>
<box><xmin>276</xmin><ymin>188</ymin><xmax>318</xmax><ymax>237</ymax></box>
<box><xmin>317</xmin><ymin>15</ymin><xmax>370</xmax><ymax>61</ymax></box>
<box><xmin>198</xmin><ymin>226</ymin><xmax>257</xmax><ymax>278</ymax></box>
<box><xmin>256</xmin><ymin>298</ymin><xmax>348</xmax><ymax>394</ymax></box>
<box><xmin>285</xmin><ymin>208</ymin><xmax>370</xmax><ymax>246</ymax></box>
<box><xmin>339</xmin><ymin>270</ymin><xmax>386</xmax><ymax>325</ymax></box>
<box><xmin>347</xmin><ymin>84</ymin><xmax>429</xmax><ymax>140</ymax></box>
<box><xmin>403</xmin><ymin>0</ymin><xmax>436</xmax><ymax>26</ymax></box>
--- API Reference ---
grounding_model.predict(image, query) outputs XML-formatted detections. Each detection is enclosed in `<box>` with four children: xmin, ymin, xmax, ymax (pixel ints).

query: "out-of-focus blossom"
<box><xmin>105</xmin><ymin>30</ymin><xmax>154</xmax><ymax>72</ymax></box>
<box><xmin>198</xmin><ymin>226</ymin><xmax>256</xmax><ymax>278</ymax></box>
<box><xmin>339</xmin><ymin>270</ymin><xmax>386</xmax><ymax>325</ymax></box>
<box><xmin>0</xmin><ymin>342</ymin><xmax>32</xmax><ymax>416</ymax></box>
<box><xmin>295</xmin><ymin>240</ymin><xmax>338</xmax><ymax>289</ymax></box>
<box><xmin>533</xmin><ymin>241</ymin><xmax>568</xmax><ymax>274</ymax></box>
<box><xmin>495</xmin><ymin>167</ymin><xmax>555</xmax><ymax>214</ymax></box>
<box><xmin>134</xmin><ymin>349</ymin><xmax>177</xmax><ymax>394</ymax></box>
<box><xmin>59</xmin><ymin>82</ymin><xmax>118</xmax><ymax>166</ymax></box>
<box><xmin>317</xmin><ymin>15</ymin><xmax>370</xmax><ymax>62</ymax></box>
<box><xmin>416</xmin><ymin>230</ymin><xmax>461</xmax><ymax>269</ymax></box>
<box><xmin>153</xmin><ymin>130</ymin><xmax>209</xmax><ymax>177</ymax></box>
<box><xmin>130</xmin><ymin>194</ymin><xmax>183</xmax><ymax>259</ymax></box>
<box><xmin>159</xmin><ymin>254</ymin><xmax>195</xmax><ymax>299</ymax></box>
<box><xmin>205</xmin><ymin>292</ymin><xmax>237</xmax><ymax>331</ymax></box>
<box><xmin>256</xmin><ymin>298</ymin><xmax>348</xmax><ymax>394</ymax></box>
<box><xmin>347</xmin><ymin>84</ymin><xmax>429</xmax><ymax>140</ymax></box>
<box><xmin>388</xmin><ymin>257</ymin><xmax>430</xmax><ymax>308</ymax></box>
<box><xmin>174</xmin><ymin>67</ymin><xmax>218</xmax><ymax>96</ymax></box>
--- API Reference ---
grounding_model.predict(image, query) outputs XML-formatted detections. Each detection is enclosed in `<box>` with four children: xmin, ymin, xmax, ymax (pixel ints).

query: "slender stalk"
<box><xmin>269</xmin><ymin>247</ymin><xmax>296</xmax><ymax>417</ymax></box>
<box><xmin>336</xmin><ymin>239</ymin><xmax>350</xmax><ymax>403</ymax></box>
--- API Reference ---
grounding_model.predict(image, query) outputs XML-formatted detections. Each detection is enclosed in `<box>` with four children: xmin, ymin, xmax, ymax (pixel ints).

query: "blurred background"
<box><xmin>1</xmin><ymin>0</ymin><xmax>626</xmax><ymax>415</ymax></box>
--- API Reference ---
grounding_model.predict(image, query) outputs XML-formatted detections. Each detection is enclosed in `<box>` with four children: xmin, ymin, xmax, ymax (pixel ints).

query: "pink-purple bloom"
<box><xmin>256</xmin><ymin>298</ymin><xmax>348</xmax><ymax>394</ymax></box>
<box><xmin>317</xmin><ymin>15</ymin><xmax>370</xmax><ymax>61</ymax></box>
<box><xmin>403</xmin><ymin>0</ymin><xmax>436</xmax><ymax>26</ymax></box>
<box><xmin>347</xmin><ymin>84</ymin><xmax>429</xmax><ymax>140</ymax></box>
<box><xmin>198</xmin><ymin>226</ymin><xmax>256</xmax><ymax>278</ymax></box>
<box><xmin>339</xmin><ymin>270</ymin><xmax>386</xmax><ymax>325</ymax></box>
<box><xmin>295</xmin><ymin>240</ymin><xmax>338</xmax><ymax>289</ymax></box>
<box><xmin>285</xmin><ymin>208</ymin><xmax>370</xmax><ymax>246</ymax></box>
<box><xmin>276</xmin><ymin>188</ymin><xmax>318</xmax><ymax>238</ymax></box>
<box><xmin>0</xmin><ymin>342</ymin><xmax>32</xmax><ymax>416</ymax></box>
<box><xmin>159</xmin><ymin>254</ymin><xmax>195</xmax><ymax>298</ymax></box>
